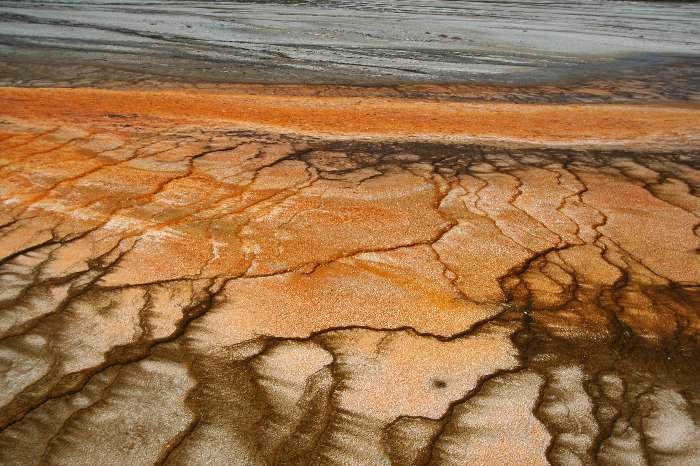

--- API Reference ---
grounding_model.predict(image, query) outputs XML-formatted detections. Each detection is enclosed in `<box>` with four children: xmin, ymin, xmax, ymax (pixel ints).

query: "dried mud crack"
<box><xmin>0</xmin><ymin>89</ymin><xmax>698</xmax><ymax>465</ymax></box>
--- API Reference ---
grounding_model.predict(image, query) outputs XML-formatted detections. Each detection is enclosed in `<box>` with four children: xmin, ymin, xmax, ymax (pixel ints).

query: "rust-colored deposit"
<box><xmin>1</xmin><ymin>87</ymin><xmax>699</xmax><ymax>147</ymax></box>
<box><xmin>0</xmin><ymin>88</ymin><xmax>699</xmax><ymax>465</ymax></box>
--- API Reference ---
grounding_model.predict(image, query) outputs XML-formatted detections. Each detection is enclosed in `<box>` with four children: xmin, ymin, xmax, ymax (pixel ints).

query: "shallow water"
<box><xmin>0</xmin><ymin>0</ymin><xmax>699</xmax><ymax>85</ymax></box>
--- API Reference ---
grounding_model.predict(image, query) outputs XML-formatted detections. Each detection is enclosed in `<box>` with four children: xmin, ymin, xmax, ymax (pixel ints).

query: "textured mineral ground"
<box><xmin>1</xmin><ymin>1</ymin><xmax>700</xmax><ymax>465</ymax></box>
<box><xmin>0</xmin><ymin>85</ymin><xmax>698</xmax><ymax>465</ymax></box>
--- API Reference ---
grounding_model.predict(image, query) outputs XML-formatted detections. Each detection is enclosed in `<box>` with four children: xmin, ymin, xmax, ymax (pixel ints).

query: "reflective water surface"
<box><xmin>0</xmin><ymin>0</ymin><xmax>698</xmax><ymax>85</ymax></box>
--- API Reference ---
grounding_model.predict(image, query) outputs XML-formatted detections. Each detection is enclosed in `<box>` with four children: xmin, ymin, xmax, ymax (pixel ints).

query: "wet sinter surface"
<box><xmin>0</xmin><ymin>0</ymin><xmax>699</xmax><ymax>90</ymax></box>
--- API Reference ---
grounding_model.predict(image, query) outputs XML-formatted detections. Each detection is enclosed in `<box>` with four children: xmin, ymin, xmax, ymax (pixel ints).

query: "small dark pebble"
<box><xmin>432</xmin><ymin>379</ymin><xmax>448</xmax><ymax>389</ymax></box>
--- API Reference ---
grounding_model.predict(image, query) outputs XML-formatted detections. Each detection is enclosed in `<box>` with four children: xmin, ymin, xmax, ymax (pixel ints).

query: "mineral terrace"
<box><xmin>0</xmin><ymin>84</ymin><xmax>698</xmax><ymax>465</ymax></box>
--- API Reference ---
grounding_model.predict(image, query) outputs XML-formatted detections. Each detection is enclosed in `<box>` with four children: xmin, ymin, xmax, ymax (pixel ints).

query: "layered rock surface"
<box><xmin>0</xmin><ymin>91</ymin><xmax>698</xmax><ymax>465</ymax></box>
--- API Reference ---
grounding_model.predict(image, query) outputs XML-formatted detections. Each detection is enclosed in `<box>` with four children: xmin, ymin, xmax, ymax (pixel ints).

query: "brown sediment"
<box><xmin>3</xmin><ymin>57</ymin><xmax>699</xmax><ymax>104</ymax></box>
<box><xmin>0</xmin><ymin>87</ymin><xmax>698</xmax><ymax>465</ymax></box>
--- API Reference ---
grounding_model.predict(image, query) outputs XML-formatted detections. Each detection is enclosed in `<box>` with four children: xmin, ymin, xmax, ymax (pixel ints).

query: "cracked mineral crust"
<box><xmin>0</xmin><ymin>74</ymin><xmax>699</xmax><ymax>466</ymax></box>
